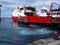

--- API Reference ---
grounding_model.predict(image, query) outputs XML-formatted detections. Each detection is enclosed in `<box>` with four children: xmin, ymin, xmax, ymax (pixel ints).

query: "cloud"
<box><xmin>0</xmin><ymin>0</ymin><xmax>60</xmax><ymax>17</ymax></box>
<box><xmin>31</xmin><ymin>0</ymin><xmax>60</xmax><ymax>9</ymax></box>
<box><xmin>0</xmin><ymin>0</ymin><xmax>60</xmax><ymax>9</ymax></box>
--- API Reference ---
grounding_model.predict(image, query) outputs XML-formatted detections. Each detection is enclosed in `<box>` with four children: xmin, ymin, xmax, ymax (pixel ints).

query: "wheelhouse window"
<box><xmin>51</xmin><ymin>9</ymin><xmax>58</xmax><ymax>15</ymax></box>
<box><xmin>25</xmin><ymin>7</ymin><xmax>36</xmax><ymax>11</ymax></box>
<box><xmin>41</xmin><ymin>9</ymin><xmax>48</xmax><ymax>13</ymax></box>
<box><xmin>24</xmin><ymin>12</ymin><xmax>34</xmax><ymax>16</ymax></box>
<box><xmin>20</xmin><ymin>8</ymin><xmax>23</xmax><ymax>10</ymax></box>
<box><xmin>24</xmin><ymin>7</ymin><xmax>36</xmax><ymax>16</ymax></box>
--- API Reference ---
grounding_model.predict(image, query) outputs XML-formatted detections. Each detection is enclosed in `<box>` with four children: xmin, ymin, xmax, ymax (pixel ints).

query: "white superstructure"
<box><xmin>37</xmin><ymin>6</ymin><xmax>48</xmax><ymax>17</ymax></box>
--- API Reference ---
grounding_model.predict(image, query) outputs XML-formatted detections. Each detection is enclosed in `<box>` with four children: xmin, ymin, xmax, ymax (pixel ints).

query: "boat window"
<box><xmin>24</xmin><ymin>12</ymin><xmax>34</xmax><ymax>16</ymax></box>
<box><xmin>26</xmin><ymin>7</ymin><xmax>36</xmax><ymax>11</ymax></box>
<box><xmin>41</xmin><ymin>9</ymin><xmax>48</xmax><ymax>13</ymax></box>
<box><xmin>51</xmin><ymin>10</ymin><xmax>58</xmax><ymax>15</ymax></box>
<box><xmin>20</xmin><ymin>8</ymin><xmax>23</xmax><ymax>10</ymax></box>
<box><xmin>52</xmin><ymin>4</ymin><xmax>59</xmax><ymax>10</ymax></box>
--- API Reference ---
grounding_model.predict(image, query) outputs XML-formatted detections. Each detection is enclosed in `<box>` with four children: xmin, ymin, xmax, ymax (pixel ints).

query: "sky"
<box><xmin>0</xmin><ymin>0</ymin><xmax>60</xmax><ymax>18</ymax></box>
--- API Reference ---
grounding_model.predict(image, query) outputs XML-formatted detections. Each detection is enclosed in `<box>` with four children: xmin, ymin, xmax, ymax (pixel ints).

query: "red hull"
<box><xmin>12</xmin><ymin>16</ymin><xmax>60</xmax><ymax>23</ymax></box>
<box><xmin>12</xmin><ymin>16</ymin><xmax>60</xmax><ymax>26</ymax></box>
<box><xmin>54</xmin><ymin>18</ymin><xmax>60</xmax><ymax>22</ymax></box>
<box><xmin>12</xmin><ymin>16</ymin><xmax>18</xmax><ymax>23</ymax></box>
<box><xmin>27</xmin><ymin>16</ymin><xmax>52</xmax><ymax>23</ymax></box>
<box><xmin>12</xmin><ymin>16</ymin><xmax>52</xmax><ymax>24</ymax></box>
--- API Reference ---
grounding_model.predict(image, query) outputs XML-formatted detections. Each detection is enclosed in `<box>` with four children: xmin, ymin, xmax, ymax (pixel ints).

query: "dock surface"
<box><xmin>28</xmin><ymin>36</ymin><xmax>60</xmax><ymax>45</ymax></box>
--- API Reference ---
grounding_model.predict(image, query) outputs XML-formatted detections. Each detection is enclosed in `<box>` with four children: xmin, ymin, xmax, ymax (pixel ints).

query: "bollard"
<box><xmin>53</xmin><ymin>31</ymin><xmax>59</xmax><ymax>40</ymax></box>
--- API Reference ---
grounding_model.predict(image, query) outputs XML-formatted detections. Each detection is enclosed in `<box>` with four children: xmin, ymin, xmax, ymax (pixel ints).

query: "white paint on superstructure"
<box><xmin>38</xmin><ymin>6</ymin><xmax>48</xmax><ymax>17</ymax></box>
<box><xmin>12</xmin><ymin>7</ymin><xmax>26</xmax><ymax>17</ymax></box>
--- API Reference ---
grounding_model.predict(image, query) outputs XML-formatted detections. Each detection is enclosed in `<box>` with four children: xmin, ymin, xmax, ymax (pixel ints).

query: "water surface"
<box><xmin>0</xmin><ymin>18</ymin><xmax>59</xmax><ymax>45</ymax></box>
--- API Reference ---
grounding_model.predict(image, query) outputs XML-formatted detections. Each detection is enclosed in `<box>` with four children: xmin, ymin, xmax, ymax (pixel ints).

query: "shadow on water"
<box><xmin>0</xmin><ymin>18</ymin><xmax>60</xmax><ymax>45</ymax></box>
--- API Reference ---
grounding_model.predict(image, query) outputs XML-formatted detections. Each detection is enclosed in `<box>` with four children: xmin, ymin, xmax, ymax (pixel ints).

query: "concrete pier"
<box><xmin>28</xmin><ymin>36</ymin><xmax>60</xmax><ymax>45</ymax></box>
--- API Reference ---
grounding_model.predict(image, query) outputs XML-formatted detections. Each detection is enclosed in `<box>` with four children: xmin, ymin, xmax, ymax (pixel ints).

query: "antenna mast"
<box><xmin>43</xmin><ymin>0</ymin><xmax>46</xmax><ymax>7</ymax></box>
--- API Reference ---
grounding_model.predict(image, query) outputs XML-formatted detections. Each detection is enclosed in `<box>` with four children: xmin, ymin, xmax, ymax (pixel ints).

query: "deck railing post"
<box><xmin>0</xmin><ymin>5</ymin><xmax>2</xmax><ymax>21</ymax></box>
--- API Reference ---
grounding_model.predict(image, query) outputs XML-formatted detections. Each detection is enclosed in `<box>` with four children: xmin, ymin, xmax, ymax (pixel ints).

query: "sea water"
<box><xmin>0</xmin><ymin>18</ymin><xmax>60</xmax><ymax>45</ymax></box>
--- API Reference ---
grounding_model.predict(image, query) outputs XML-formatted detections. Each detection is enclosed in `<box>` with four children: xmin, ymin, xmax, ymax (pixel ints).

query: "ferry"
<box><xmin>12</xmin><ymin>3</ymin><xmax>60</xmax><ymax>26</ymax></box>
